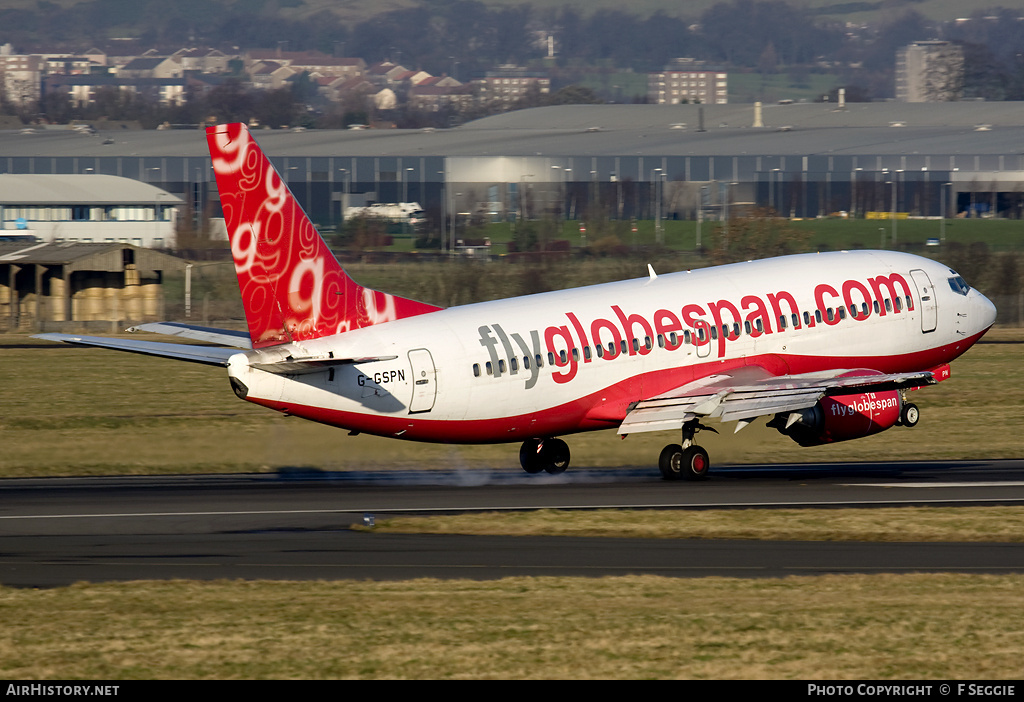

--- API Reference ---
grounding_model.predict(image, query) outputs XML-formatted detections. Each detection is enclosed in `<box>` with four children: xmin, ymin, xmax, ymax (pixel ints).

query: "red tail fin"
<box><xmin>206</xmin><ymin>123</ymin><xmax>441</xmax><ymax>348</ymax></box>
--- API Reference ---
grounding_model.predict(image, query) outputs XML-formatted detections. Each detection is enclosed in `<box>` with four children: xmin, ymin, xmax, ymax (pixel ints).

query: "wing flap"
<box><xmin>618</xmin><ymin>368</ymin><xmax>937</xmax><ymax>435</ymax></box>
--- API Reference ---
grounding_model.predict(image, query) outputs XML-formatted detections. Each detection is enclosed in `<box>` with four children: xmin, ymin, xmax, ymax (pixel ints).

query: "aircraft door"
<box><xmin>694</xmin><ymin>319</ymin><xmax>712</xmax><ymax>358</ymax></box>
<box><xmin>909</xmin><ymin>269</ymin><xmax>937</xmax><ymax>333</ymax></box>
<box><xmin>408</xmin><ymin>348</ymin><xmax>437</xmax><ymax>413</ymax></box>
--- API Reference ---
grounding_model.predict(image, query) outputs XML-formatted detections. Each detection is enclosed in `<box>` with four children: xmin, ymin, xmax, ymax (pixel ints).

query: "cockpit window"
<box><xmin>948</xmin><ymin>275</ymin><xmax>970</xmax><ymax>296</ymax></box>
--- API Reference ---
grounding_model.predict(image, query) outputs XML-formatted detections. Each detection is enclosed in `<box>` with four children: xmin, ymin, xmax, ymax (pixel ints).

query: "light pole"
<box><xmin>852</xmin><ymin>167</ymin><xmax>862</xmax><ymax>218</ymax></box>
<box><xmin>941</xmin><ymin>181</ymin><xmax>952</xmax><ymax>243</ymax></box>
<box><xmin>772</xmin><ymin>168</ymin><xmax>781</xmax><ymax>215</ymax></box>
<box><xmin>891</xmin><ymin>169</ymin><xmax>903</xmax><ymax>247</ymax></box>
<box><xmin>551</xmin><ymin>165</ymin><xmax>567</xmax><ymax>219</ymax></box>
<box><xmin>337</xmin><ymin>168</ymin><xmax>350</xmax><ymax>229</ymax></box>
<box><xmin>403</xmin><ymin>167</ymin><xmax>413</xmax><ymax>204</ymax></box>
<box><xmin>650</xmin><ymin>167</ymin><xmax>662</xmax><ymax>244</ymax></box>
<box><xmin>697</xmin><ymin>185</ymin><xmax>707</xmax><ymax>251</ymax></box>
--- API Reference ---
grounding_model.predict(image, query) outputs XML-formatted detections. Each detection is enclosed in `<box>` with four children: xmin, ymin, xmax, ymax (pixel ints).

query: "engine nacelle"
<box><xmin>768</xmin><ymin>391</ymin><xmax>903</xmax><ymax>447</ymax></box>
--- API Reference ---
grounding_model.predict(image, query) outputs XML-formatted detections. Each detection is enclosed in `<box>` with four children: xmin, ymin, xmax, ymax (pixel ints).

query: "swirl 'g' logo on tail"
<box><xmin>206</xmin><ymin>124</ymin><xmax>441</xmax><ymax>348</ymax></box>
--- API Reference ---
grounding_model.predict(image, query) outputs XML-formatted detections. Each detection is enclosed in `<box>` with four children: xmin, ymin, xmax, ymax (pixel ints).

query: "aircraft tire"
<box><xmin>540</xmin><ymin>438</ymin><xmax>570</xmax><ymax>475</ymax></box>
<box><xmin>681</xmin><ymin>445</ymin><xmax>711</xmax><ymax>480</ymax></box>
<box><xmin>520</xmin><ymin>439</ymin><xmax>546</xmax><ymax>474</ymax></box>
<box><xmin>901</xmin><ymin>402</ymin><xmax>920</xmax><ymax>428</ymax></box>
<box><xmin>659</xmin><ymin>444</ymin><xmax>685</xmax><ymax>481</ymax></box>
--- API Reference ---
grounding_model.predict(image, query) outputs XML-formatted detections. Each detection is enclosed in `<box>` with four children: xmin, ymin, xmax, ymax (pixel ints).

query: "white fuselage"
<box><xmin>226</xmin><ymin>250</ymin><xmax>996</xmax><ymax>443</ymax></box>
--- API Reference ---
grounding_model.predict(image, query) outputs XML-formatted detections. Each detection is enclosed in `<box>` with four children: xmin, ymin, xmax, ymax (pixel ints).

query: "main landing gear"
<box><xmin>659</xmin><ymin>419</ymin><xmax>716</xmax><ymax>481</ymax></box>
<box><xmin>520</xmin><ymin>420</ymin><xmax>717</xmax><ymax>481</ymax></box>
<box><xmin>519</xmin><ymin>437</ymin><xmax>570</xmax><ymax>475</ymax></box>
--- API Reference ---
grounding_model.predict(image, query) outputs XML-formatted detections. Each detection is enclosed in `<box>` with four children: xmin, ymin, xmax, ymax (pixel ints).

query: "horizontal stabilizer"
<box><xmin>127</xmin><ymin>322</ymin><xmax>252</xmax><ymax>349</ymax></box>
<box><xmin>33</xmin><ymin>333</ymin><xmax>238</xmax><ymax>367</ymax></box>
<box><xmin>250</xmin><ymin>355</ymin><xmax>398</xmax><ymax>375</ymax></box>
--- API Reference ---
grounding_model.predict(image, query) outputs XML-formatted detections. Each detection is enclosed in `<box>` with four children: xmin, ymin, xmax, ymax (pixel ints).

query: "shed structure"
<box><xmin>0</xmin><ymin>242</ymin><xmax>188</xmax><ymax>332</ymax></box>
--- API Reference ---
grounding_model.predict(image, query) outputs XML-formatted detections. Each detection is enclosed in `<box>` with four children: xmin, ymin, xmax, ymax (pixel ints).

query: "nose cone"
<box><xmin>974</xmin><ymin>289</ymin><xmax>998</xmax><ymax>334</ymax></box>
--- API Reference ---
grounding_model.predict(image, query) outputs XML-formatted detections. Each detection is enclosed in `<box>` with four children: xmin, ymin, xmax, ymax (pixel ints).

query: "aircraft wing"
<box><xmin>126</xmin><ymin>322</ymin><xmax>252</xmax><ymax>349</ymax></box>
<box><xmin>618</xmin><ymin>367</ymin><xmax>937</xmax><ymax>435</ymax></box>
<box><xmin>33</xmin><ymin>333</ymin><xmax>238</xmax><ymax>366</ymax></box>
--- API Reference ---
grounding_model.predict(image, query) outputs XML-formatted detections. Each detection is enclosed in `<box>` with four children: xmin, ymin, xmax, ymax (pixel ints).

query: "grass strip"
<box><xmin>2</xmin><ymin>575</ymin><xmax>1023</xmax><ymax>679</ymax></box>
<box><xmin>355</xmin><ymin>506</ymin><xmax>1024</xmax><ymax>542</ymax></box>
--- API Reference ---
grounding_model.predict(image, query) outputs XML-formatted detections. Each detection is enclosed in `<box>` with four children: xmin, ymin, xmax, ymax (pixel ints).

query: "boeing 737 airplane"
<box><xmin>37</xmin><ymin>123</ymin><xmax>998</xmax><ymax>479</ymax></box>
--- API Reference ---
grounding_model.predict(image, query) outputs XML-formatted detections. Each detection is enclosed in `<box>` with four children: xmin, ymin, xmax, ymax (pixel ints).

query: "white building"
<box><xmin>896</xmin><ymin>41</ymin><xmax>965</xmax><ymax>103</ymax></box>
<box><xmin>0</xmin><ymin>174</ymin><xmax>182</xmax><ymax>248</ymax></box>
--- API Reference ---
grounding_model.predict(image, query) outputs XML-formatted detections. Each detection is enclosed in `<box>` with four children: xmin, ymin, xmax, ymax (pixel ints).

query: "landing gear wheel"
<box><xmin>680</xmin><ymin>445</ymin><xmax>710</xmax><ymax>480</ymax></box>
<box><xmin>540</xmin><ymin>438</ymin><xmax>570</xmax><ymax>475</ymax></box>
<box><xmin>659</xmin><ymin>444</ymin><xmax>710</xmax><ymax>481</ymax></box>
<box><xmin>520</xmin><ymin>439</ymin><xmax>545</xmax><ymax>474</ymax></box>
<box><xmin>900</xmin><ymin>402</ymin><xmax>920</xmax><ymax>428</ymax></box>
<box><xmin>519</xmin><ymin>438</ymin><xmax>570</xmax><ymax>475</ymax></box>
<box><xmin>659</xmin><ymin>444</ymin><xmax>685</xmax><ymax>481</ymax></box>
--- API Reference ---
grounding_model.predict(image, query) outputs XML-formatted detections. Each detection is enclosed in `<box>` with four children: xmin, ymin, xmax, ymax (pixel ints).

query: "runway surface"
<box><xmin>2</xmin><ymin>459</ymin><xmax>1024</xmax><ymax>587</ymax></box>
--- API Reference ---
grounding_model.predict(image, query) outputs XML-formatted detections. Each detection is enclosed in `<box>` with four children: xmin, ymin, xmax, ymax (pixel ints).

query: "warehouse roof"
<box><xmin>0</xmin><ymin>241</ymin><xmax>188</xmax><ymax>273</ymax></box>
<box><xmin>0</xmin><ymin>102</ymin><xmax>1021</xmax><ymax>160</ymax></box>
<box><xmin>0</xmin><ymin>174</ymin><xmax>182</xmax><ymax>205</ymax></box>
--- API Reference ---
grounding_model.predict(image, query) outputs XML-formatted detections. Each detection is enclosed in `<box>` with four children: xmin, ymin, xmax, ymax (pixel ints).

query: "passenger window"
<box><xmin>571</xmin><ymin>348</ymin><xmax>579</xmax><ymax>362</ymax></box>
<box><xmin>683</xmin><ymin>330</ymin><xmax>692</xmax><ymax>344</ymax></box>
<box><xmin>815</xmin><ymin>310</ymin><xmax>823</xmax><ymax>324</ymax></box>
<box><xmin>862</xmin><ymin>302</ymin><xmax>869</xmax><ymax>316</ymax></box>
<box><xmin>486</xmin><ymin>361</ymin><xmax>493</xmax><ymax>375</ymax></box>
<box><xmin>755</xmin><ymin>318</ymin><xmax>763</xmax><ymax>332</ymax></box>
<box><xmin>498</xmin><ymin>359</ymin><xmax>506</xmax><ymax>373</ymax></box>
<box><xmin>473</xmin><ymin>363</ymin><xmax>481</xmax><ymax>377</ymax></box>
<box><xmin>710</xmin><ymin>326</ymin><xmax>718</xmax><ymax>340</ymax></box>
<box><xmin>523</xmin><ymin>356</ymin><xmax>531</xmax><ymax>370</ymax></box>
<box><xmin>884</xmin><ymin>298</ymin><xmax>892</xmax><ymax>312</ymax></box>
<box><xmin>792</xmin><ymin>313</ymin><xmax>800</xmax><ymax>328</ymax></box>
<box><xmin>535</xmin><ymin>354</ymin><xmax>544</xmax><ymax>368</ymax></box>
<box><xmin>803</xmin><ymin>311</ymin><xmax>811</xmax><ymax>326</ymax></box>
<box><xmin>583</xmin><ymin>346</ymin><xmax>591</xmax><ymax>360</ymax></box>
<box><xmin>559</xmin><ymin>350</ymin><xmax>567</xmax><ymax>364</ymax></box>
<box><xmin>657</xmin><ymin>334</ymin><xmax>665</xmax><ymax>348</ymax></box>
<box><xmin>744</xmin><ymin>320</ymin><xmax>752</xmax><ymax>335</ymax></box>
<box><xmin>873</xmin><ymin>300</ymin><xmax>880</xmax><ymax>314</ymax></box>
<box><xmin>838</xmin><ymin>307</ymin><xmax>846</xmax><ymax>320</ymax></box>
<box><xmin>510</xmin><ymin>357</ymin><xmax>518</xmax><ymax>372</ymax></box>
<box><xmin>620</xmin><ymin>340</ymin><xmax>628</xmax><ymax>354</ymax></box>
<box><xmin>778</xmin><ymin>315</ymin><xmax>786</xmax><ymax>330</ymax></box>
<box><xmin>547</xmin><ymin>352</ymin><xmax>555</xmax><ymax>366</ymax></box>
<box><xmin>894</xmin><ymin>297</ymin><xmax>902</xmax><ymax>312</ymax></box>
<box><xmin>669</xmin><ymin>332</ymin><xmax>678</xmax><ymax>346</ymax></box>
<box><xmin>645</xmin><ymin>336</ymin><xmax>652</xmax><ymax>350</ymax></box>
<box><xmin>596</xmin><ymin>345</ymin><xmax>604</xmax><ymax>358</ymax></box>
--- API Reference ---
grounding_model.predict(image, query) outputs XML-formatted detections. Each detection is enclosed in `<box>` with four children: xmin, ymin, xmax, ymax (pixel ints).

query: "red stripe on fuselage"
<box><xmin>245</xmin><ymin>330</ymin><xmax>988</xmax><ymax>444</ymax></box>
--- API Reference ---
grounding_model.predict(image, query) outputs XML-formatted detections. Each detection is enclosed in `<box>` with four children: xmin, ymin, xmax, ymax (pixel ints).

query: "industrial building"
<box><xmin>0</xmin><ymin>173</ymin><xmax>182</xmax><ymax>247</ymax></box>
<box><xmin>0</xmin><ymin>102</ymin><xmax>1021</xmax><ymax>237</ymax></box>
